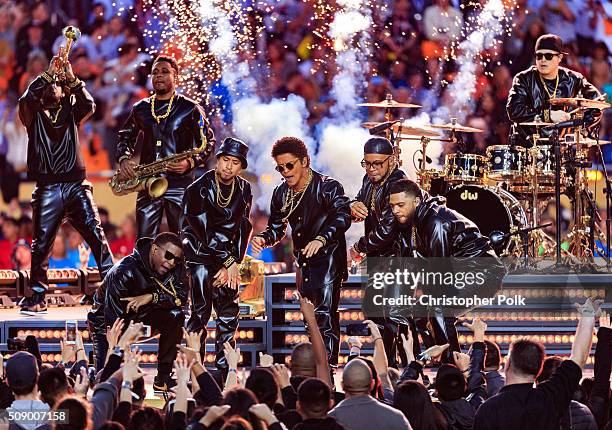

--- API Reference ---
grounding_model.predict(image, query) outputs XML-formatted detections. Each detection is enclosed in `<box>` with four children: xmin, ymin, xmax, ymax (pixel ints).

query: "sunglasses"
<box><xmin>157</xmin><ymin>246</ymin><xmax>181</xmax><ymax>263</ymax></box>
<box><xmin>535</xmin><ymin>52</ymin><xmax>558</xmax><ymax>61</ymax></box>
<box><xmin>361</xmin><ymin>156</ymin><xmax>391</xmax><ymax>170</ymax></box>
<box><xmin>275</xmin><ymin>159</ymin><xmax>301</xmax><ymax>173</ymax></box>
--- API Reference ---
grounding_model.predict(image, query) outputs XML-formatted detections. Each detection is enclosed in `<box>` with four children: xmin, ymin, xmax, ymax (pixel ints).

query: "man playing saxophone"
<box><xmin>17</xmin><ymin>46</ymin><xmax>114</xmax><ymax>315</ymax></box>
<box><xmin>87</xmin><ymin>56</ymin><xmax>215</xmax><ymax>364</ymax></box>
<box><xmin>115</xmin><ymin>55</ymin><xmax>216</xmax><ymax>238</ymax></box>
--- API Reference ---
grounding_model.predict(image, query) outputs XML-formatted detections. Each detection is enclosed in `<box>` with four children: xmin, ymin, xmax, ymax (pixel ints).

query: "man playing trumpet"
<box><xmin>115</xmin><ymin>55</ymin><xmax>216</xmax><ymax>238</ymax></box>
<box><xmin>17</xmin><ymin>45</ymin><xmax>114</xmax><ymax>314</ymax></box>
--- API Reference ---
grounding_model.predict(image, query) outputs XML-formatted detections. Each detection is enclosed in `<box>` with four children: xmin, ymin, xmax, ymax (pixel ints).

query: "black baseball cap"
<box><xmin>535</xmin><ymin>34</ymin><xmax>568</xmax><ymax>55</ymax></box>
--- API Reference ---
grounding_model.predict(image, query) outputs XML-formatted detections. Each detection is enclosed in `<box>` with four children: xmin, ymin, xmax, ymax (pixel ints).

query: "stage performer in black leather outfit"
<box><xmin>507</xmin><ymin>34</ymin><xmax>601</xmax><ymax>145</ymax></box>
<box><xmin>388</xmin><ymin>179</ymin><xmax>504</xmax><ymax>360</ymax></box>
<box><xmin>251</xmin><ymin>136</ymin><xmax>351</xmax><ymax>366</ymax></box>
<box><xmin>349</xmin><ymin>137</ymin><xmax>409</xmax><ymax>367</ymax></box>
<box><xmin>17</xmin><ymin>49</ymin><xmax>114</xmax><ymax>315</ymax></box>
<box><xmin>103</xmin><ymin>232</ymin><xmax>187</xmax><ymax>392</ymax></box>
<box><xmin>115</xmin><ymin>55</ymin><xmax>216</xmax><ymax>238</ymax></box>
<box><xmin>182</xmin><ymin>137</ymin><xmax>253</xmax><ymax>372</ymax></box>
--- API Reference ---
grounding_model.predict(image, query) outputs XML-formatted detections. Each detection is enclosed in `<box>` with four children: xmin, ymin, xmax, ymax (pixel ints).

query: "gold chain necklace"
<box><xmin>281</xmin><ymin>169</ymin><xmax>313</xmax><ymax>223</ymax></box>
<box><xmin>539</xmin><ymin>74</ymin><xmax>559</xmax><ymax>122</ymax></box>
<box><xmin>150</xmin><ymin>92</ymin><xmax>175</xmax><ymax>123</ymax></box>
<box><xmin>46</xmin><ymin>106</ymin><xmax>62</xmax><ymax>124</ymax></box>
<box><xmin>215</xmin><ymin>171</ymin><xmax>236</xmax><ymax>208</ymax></box>
<box><xmin>539</xmin><ymin>73</ymin><xmax>559</xmax><ymax>100</ymax></box>
<box><xmin>153</xmin><ymin>277</ymin><xmax>181</xmax><ymax>306</ymax></box>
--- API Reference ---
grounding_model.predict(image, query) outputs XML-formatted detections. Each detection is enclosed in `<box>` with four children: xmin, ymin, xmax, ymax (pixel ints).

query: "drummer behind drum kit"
<box><xmin>359</xmin><ymin>94</ymin><xmax>612</xmax><ymax>270</ymax></box>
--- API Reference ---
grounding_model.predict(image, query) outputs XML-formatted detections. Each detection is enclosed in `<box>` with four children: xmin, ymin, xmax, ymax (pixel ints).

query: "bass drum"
<box><xmin>444</xmin><ymin>184</ymin><xmax>527</xmax><ymax>256</ymax></box>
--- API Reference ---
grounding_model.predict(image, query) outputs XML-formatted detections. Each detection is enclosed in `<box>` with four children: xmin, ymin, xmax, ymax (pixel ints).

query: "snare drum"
<box><xmin>486</xmin><ymin>145</ymin><xmax>526</xmax><ymax>181</ymax></box>
<box><xmin>444</xmin><ymin>153</ymin><xmax>487</xmax><ymax>184</ymax></box>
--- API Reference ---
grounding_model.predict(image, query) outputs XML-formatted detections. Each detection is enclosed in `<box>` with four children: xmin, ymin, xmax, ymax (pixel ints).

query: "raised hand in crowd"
<box><xmin>249</xmin><ymin>403</ymin><xmax>280</xmax><ymax>427</ymax></box>
<box><xmin>173</xmin><ymin>352</ymin><xmax>195</xmax><ymax>416</ymax></box>
<box><xmin>224</xmin><ymin>342</ymin><xmax>241</xmax><ymax>390</ymax></box>
<box><xmin>182</xmin><ymin>328</ymin><xmax>203</xmax><ymax>364</ymax></box>
<box><xmin>296</xmin><ymin>291</ymin><xmax>332</xmax><ymax>386</ymax></box>
<box><xmin>258</xmin><ymin>351</ymin><xmax>274</xmax><ymax>367</ymax></box>
<box><xmin>571</xmin><ymin>297</ymin><xmax>601</xmax><ymax>369</ymax></box>
<box><xmin>117</xmin><ymin>321</ymin><xmax>145</xmax><ymax>350</ymax></box>
<box><xmin>364</xmin><ymin>319</ymin><xmax>391</xmax><ymax>389</ymax></box>
<box><xmin>200</xmin><ymin>405</ymin><xmax>231</xmax><ymax>427</ymax></box>
<box><xmin>74</xmin><ymin>367</ymin><xmax>89</xmax><ymax>398</ymax></box>
<box><xmin>401</xmin><ymin>331</ymin><xmax>415</xmax><ymax>364</ymax></box>
<box><xmin>462</xmin><ymin>317</ymin><xmax>487</xmax><ymax>343</ymax></box>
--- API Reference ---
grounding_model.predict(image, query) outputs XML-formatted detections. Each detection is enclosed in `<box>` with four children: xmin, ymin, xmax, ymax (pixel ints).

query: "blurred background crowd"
<box><xmin>0</xmin><ymin>0</ymin><xmax>610</xmax><ymax>269</ymax></box>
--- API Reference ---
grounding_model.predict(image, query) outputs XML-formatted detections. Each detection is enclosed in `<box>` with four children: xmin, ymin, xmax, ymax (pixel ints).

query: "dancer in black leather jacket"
<box><xmin>350</xmin><ymin>137</ymin><xmax>408</xmax><ymax>367</ymax></box>
<box><xmin>115</xmin><ymin>55</ymin><xmax>215</xmax><ymax>238</ymax></box>
<box><xmin>507</xmin><ymin>34</ymin><xmax>601</xmax><ymax>145</ymax></box>
<box><xmin>103</xmin><ymin>232</ymin><xmax>187</xmax><ymax>392</ymax></box>
<box><xmin>17</xmin><ymin>52</ymin><xmax>114</xmax><ymax>315</ymax></box>
<box><xmin>388</xmin><ymin>179</ymin><xmax>504</xmax><ymax>360</ymax></box>
<box><xmin>251</xmin><ymin>137</ymin><xmax>351</xmax><ymax>365</ymax></box>
<box><xmin>182</xmin><ymin>138</ymin><xmax>253</xmax><ymax>371</ymax></box>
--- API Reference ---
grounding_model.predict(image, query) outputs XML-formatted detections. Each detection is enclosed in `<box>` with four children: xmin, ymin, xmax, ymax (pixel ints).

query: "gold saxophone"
<box><xmin>109</xmin><ymin>116</ymin><xmax>212</xmax><ymax>198</ymax></box>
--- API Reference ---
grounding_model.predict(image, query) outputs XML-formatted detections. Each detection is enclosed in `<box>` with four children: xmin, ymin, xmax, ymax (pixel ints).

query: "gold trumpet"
<box><xmin>54</xmin><ymin>26</ymin><xmax>81</xmax><ymax>83</ymax></box>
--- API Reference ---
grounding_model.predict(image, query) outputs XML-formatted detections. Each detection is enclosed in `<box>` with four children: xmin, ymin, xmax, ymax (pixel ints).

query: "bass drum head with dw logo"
<box><xmin>444</xmin><ymin>185</ymin><xmax>526</xmax><ymax>255</ymax></box>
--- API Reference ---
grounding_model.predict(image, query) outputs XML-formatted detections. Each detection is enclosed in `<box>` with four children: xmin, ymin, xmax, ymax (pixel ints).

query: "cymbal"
<box><xmin>518</xmin><ymin>120</ymin><xmax>554</xmax><ymax>127</ymax></box>
<box><xmin>392</xmin><ymin>122</ymin><xmax>440</xmax><ymax>137</ymax></box>
<box><xmin>574</xmin><ymin>138</ymin><xmax>611</xmax><ymax>147</ymax></box>
<box><xmin>357</xmin><ymin>98</ymin><xmax>421</xmax><ymax>109</ymax></box>
<box><xmin>549</xmin><ymin>98</ymin><xmax>611</xmax><ymax>109</ymax></box>
<box><xmin>430</xmin><ymin>122</ymin><xmax>483</xmax><ymax>133</ymax></box>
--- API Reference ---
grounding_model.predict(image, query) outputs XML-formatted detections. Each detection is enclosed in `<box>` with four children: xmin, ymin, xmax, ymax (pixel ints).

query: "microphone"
<box><xmin>544</xmin><ymin>117</ymin><xmax>584</xmax><ymax>130</ymax></box>
<box><xmin>369</xmin><ymin>120</ymin><xmax>400</xmax><ymax>135</ymax></box>
<box><xmin>508</xmin><ymin>124</ymin><xmax>518</xmax><ymax>147</ymax></box>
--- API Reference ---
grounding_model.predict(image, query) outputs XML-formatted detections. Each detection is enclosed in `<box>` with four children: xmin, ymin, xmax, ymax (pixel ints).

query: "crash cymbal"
<box><xmin>357</xmin><ymin>98</ymin><xmax>421</xmax><ymax>109</ymax></box>
<box><xmin>430</xmin><ymin>122</ymin><xmax>483</xmax><ymax>133</ymax></box>
<box><xmin>518</xmin><ymin>120</ymin><xmax>554</xmax><ymax>127</ymax></box>
<box><xmin>549</xmin><ymin>98</ymin><xmax>611</xmax><ymax>109</ymax></box>
<box><xmin>574</xmin><ymin>138</ymin><xmax>611</xmax><ymax>147</ymax></box>
<box><xmin>392</xmin><ymin>122</ymin><xmax>440</xmax><ymax>137</ymax></box>
<box><xmin>361</xmin><ymin>122</ymin><xmax>380</xmax><ymax>129</ymax></box>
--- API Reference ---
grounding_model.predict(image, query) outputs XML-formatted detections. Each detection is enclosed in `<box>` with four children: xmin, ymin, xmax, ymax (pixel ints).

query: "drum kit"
<box><xmin>359</xmin><ymin>94</ymin><xmax>612</xmax><ymax>270</ymax></box>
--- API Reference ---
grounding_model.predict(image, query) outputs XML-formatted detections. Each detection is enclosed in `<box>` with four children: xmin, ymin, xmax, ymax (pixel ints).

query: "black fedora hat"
<box><xmin>216</xmin><ymin>137</ymin><xmax>249</xmax><ymax>169</ymax></box>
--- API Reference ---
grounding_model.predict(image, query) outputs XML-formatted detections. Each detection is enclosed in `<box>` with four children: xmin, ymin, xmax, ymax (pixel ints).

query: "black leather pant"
<box><xmin>136</xmin><ymin>186</ymin><xmax>185</xmax><ymax>238</ymax></box>
<box><xmin>300</xmin><ymin>280</ymin><xmax>341</xmax><ymax>366</ymax></box>
<box><xmin>186</xmin><ymin>264</ymin><xmax>239</xmax><ymax>370</ymax></box>
<box><xmin>134</xmin><ymin>308</ymin><xmax>185</xmax><ymax>377</ymax></box>
<box><xmin>30</xmin><ymin>181</ymin><xmax>114</xmax><ymax>299</ymax></box>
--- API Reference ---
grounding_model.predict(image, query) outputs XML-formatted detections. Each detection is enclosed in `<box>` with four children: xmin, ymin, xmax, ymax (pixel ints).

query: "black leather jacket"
<box><xmin>182</xmin><ymin>170</ymin><xmax>253</xmax><ymax>271</ymax></box>
<box><xmin>507</xmin><ymin>66</ymin><xmax>601</xmax><ymax>143</ymax></box>
<box><xmin>116</xmin><ymin>93</ymin><xmax>216</xmax><ymax>188</ymax></box>
<box><xmin>103</xmin><ymin>237</ymin><xmax>188</xmax><ymax>323</ymax></box>
<box><xmin>258</xmin><ymin>170</ymin><xmax>351</xmax><ymax>289</ymax></box>
<box><xmin>396</xmin><ymin>191</ymin><xmax>496</xmax><ymax>258</ymax></box>
<box><xmin>353</xmin><ymin>167</ymin><xmax>407</xmax><ymax>256</ymax></box>
<box><xmin>18</xmin><ymin>74</ymin><xmax>95</xmax><ymax>184</ymax></box>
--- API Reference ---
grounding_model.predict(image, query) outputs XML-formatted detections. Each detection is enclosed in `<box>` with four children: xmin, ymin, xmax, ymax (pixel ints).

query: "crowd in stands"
<box><xmin>0</xmin><ymin>293</ymin><xmax>607</xmax><ymax>430</ymax></box>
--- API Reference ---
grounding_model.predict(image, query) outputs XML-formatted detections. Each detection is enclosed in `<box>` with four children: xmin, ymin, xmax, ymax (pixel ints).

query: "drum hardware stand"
<box><xmin>564</xmin><ymin>127</ymin><xmax>598</xmax><ymax>267</ymax></box>
<box><xmin>492</xmin><ymin>223</ymin><xmax>552</xmax><ymax>271</ymax></box>
<box><xmin>592</xmin><ymin>126</ymin><xmax>612</xmax><ymax>266</ymax></box>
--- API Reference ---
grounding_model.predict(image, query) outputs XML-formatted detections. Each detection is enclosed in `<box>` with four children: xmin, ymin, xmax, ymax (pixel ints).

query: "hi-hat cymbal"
<box><xmin>518</xmin><ymin>120</ymin><xmax>554</xmax><ymax>127</ymax></box>
<box><xmin>549</xmin><ymin>98</ymin><xmax>611</xmax><ymax>109</ymax></box>
<box><xmin>357</xmin><ymin>98</ymin><xmax>421</xmax><ymax>109</ymax></box>
<box><xmin>430</xmin><ymin>122</ymin><xmax>483</xmax><ymax>133</ymax></box>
